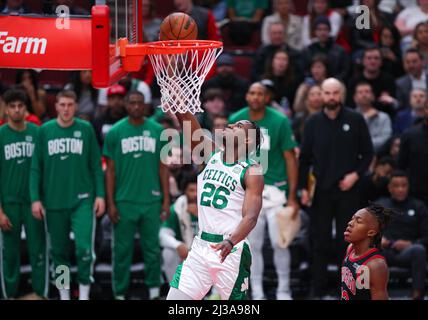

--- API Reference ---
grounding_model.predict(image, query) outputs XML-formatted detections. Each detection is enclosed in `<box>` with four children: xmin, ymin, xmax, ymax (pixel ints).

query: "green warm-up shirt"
<box><xmin>30</xmin><ymin>118</ymin><xmax>104</xmax><ymax>210</ymax></box>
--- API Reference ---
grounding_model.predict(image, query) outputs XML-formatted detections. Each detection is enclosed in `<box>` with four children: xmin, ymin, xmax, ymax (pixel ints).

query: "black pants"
<box><xmin>310</xmin><ymin>188</ymin><xmax>360</xmax><ymax>296</ymax></box>
<box><xmin>383</xmin><ymin>244</ymin><xmax>427</xmax><ymax>291</ymax></box>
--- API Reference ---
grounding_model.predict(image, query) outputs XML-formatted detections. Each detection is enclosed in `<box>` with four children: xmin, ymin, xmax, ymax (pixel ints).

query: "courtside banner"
<box><xmin>0</xmin><ymin>16</ymin><xmax>92</xmax><ymax>70</ymax></box>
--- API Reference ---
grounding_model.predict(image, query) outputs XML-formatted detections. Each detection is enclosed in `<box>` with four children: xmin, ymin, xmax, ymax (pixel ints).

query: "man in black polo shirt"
<box><xmin>299</xmin><ymin>77</ymin><xmax>374</xmax><ymax>298</ymax></box>
<box><xmin>377</xmin><ymin>171</ymin><xmax>428</xmax><ymax>300</ymax></box>
<box><xmin>398</xmin><ymin>101</ymin><xmax>428</xmax><ymax>208</ymax></box>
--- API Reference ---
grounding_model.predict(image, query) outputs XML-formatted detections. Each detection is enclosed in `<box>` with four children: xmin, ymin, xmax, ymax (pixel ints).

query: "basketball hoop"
<box><xmin>145</xmin><ymin>40</ymin><xmax>223</xmax><ymax>114</ymax></box>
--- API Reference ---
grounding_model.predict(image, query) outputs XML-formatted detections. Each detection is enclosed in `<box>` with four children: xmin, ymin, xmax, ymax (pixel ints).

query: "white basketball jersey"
<box><xmin>197</xmin><ymin>152</ymin><xmax>252</xmax><ymax>236</ymax></box>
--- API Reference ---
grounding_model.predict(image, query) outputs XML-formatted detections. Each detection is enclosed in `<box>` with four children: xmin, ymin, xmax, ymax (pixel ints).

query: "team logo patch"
<box><xmin>211</xmin><ymin>159</ymin><xmax>217</xmax><ymax>164</ymax></box>
<box><xmin>74</xmin><ymin>131</ymin><xmax>82</xmax><ymax>138</ymax></box>
<box><xmin>233</xmin><ymin>167</ymin><xmax>242</xmax><ymax>174</ymax></box>
<box><xmin>343</xmin><ymin>124</ymin><xmax>350</xmax><ymax>132</ymax></box>
<box><xmin>143</xmin><ymin>130</ymin><xmax>150</xmax><ymax>136</ymax></box>
<box><xmin>241</xmin><ymin>277</ymin><xmax>249</xmax><ymax>292</ymax></box>
<box><xmin>408</xmin><ymin>209</ymin><xmax>415</xmax><ymax>217</ymax></box>
<box><xmin>25</xmin><ymin>136</ymin><xmax>32</xmax><ymax>142</ymax></box>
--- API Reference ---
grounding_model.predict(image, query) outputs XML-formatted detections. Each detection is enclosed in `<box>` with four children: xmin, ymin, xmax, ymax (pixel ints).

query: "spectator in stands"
<box><xmin>252</xmin><ymin>21</ymin><xmax>303</xmax><ymax>82</ymax></box>
<box><xmin>303</xmin><ymin>16</ymin><xmax>350</xmax><ymax>81</ymax></box>
<box><xmin>302</xmin><ymin>0</ymin><xmax>343</xmax><ymax>47</ymax></box>
<box><xmin>394</xmin><ymin>88</ymin><xmax>427</xmax><ymax>134</ymax></box>
<box><xmin>396</xmin><ymin>48</ymin><xmax>428</xmax><ymax>110</ymax></box>
<box><xmin>204</xmin><ymin>53</ymin><xmax>249</xmax><ymax>113</ymax></box>
<box><xmin>261</xmin><ymin>48</ymin><xmax>302</xmax><ymax>109</ymax></box>
<box><xmin>347</xmin><ymin>46</ymin><xmax>397</xmax><ymax>115</ymax></box>
<box><xmin>293</xmin><ymin>55</ymin><xmax>328</xmax><ymax>113</ymax></box>
<box><xmin>261</xmin><ymin>0</ymin><xmax>303</xmax><ymax>50</ymax></box>
<box><xmin>160</xmin><ymin>174</ymin><xmax>198</xmax><ymax>282</ymax></box>
<box><xmin>174</xmin><ymin>0</ymin><xmax>220</xmax><ymax>41</ymax></box>
<box><xmin>395</xmin><ymin>0</ymin><xmax>428</xmax><ymax>49</ymax></box>
<box><xmin>359</xmin><ymin>156</ymin><xmax>396</xmax><ymax>207</ymax></box>
<box><xmin>377</xmin><ymin>171</ymin><xmax>428</xmax><ymax>300</ymax></box>
<box><xmin>211</xmin><ymin>112</ymin><xmax>228</xmax><ymax>132</ymax></box>
<box><xmin>354</xmin><ymin>82</ymin><xmax>392</xmax><ymax>152</ymax></box>
<box><xmin>64</xmin><ymin>71</ymin><xmax>99</xmax><ymax>121</ymax></box>
<box><xmin>398</xmin><ymin>101</ymin><xmax>428</xmax><ymax>207</ymax></box>
<box><xmin>349</xmin><ymin>0</ymin><xmax>394</xmax><ymax>53</ymax></box>
<box><xmin>292</xmin><ymin>84</ymin><xmax>323</xmax><ymax>144</ymax></box>
<box><xmin>411</xmin><ymin>21</ymin><xmax>428</xmax><ymax>71</ymax></box>
<box><xmin>142</xmin><ymin>0</ymin><xmax>161</xmax><ymax>42</ymax></box>
<box><xmin>259</xmin><ymin>78</ymin><xmax>289</xmax><ymax>116</ymax></box>
<box><xmin>53</xmin><ymin>0</ymin><xmax>89</xmax><ymax>15</ymax></box>
<box><xmin>379</xmin><ymin>25</ymin><xmax>405</xmax><ymax>78</ymax></box>
<box><xmin>225</xmin><ymin>0</ymin><xmax>268</xmax><ymax>46</ymax></box>
<box><xmin>196</xmin><ymin>88</ymin><xmax>226</xmax><ymax>131</ymax></box>
<box><xmin>299</xmin><ymin>78</ymin><xmax>374</xmax><ymax>298</ymax></box>
<box><xmin>93</xmin><ymin>84</ymin><xmax>127</xmax><ymax>146</ymax></box>
<box><xmin>98</xmin><ymin>75</ymin><xmax>152</xmax><ymax>112</ymax></box>
<box><xmin>15</xmin><ymin>70</ymin><xmax>46</xmax><ymax>119</ymax></box>
<box><xmin>1</xmin><ymin>0</ymin><xmax>29</xmax><ymax>14</ymax></box>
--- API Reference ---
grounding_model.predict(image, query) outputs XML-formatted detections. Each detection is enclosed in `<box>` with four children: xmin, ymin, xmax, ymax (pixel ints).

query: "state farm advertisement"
<box><xmin>0</xmin><ymin>15</ymin><xmax>92</xmax><ymax>70</ymax></box>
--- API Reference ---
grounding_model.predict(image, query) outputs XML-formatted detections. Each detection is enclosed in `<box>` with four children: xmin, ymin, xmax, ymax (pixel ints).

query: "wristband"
<box><xmin>225</xmin><ymin>239</ymin><xmax>234</xmax><ymax>248</ymax></box>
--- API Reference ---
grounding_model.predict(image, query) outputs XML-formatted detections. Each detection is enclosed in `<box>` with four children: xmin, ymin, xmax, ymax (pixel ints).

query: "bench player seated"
<box><xmin>160</xmin><ymin>174</ymin><xmax>199</xmax><ymax>282</ymax></box>
<box><xmin>166</xmin><ymin>109</ymin><xmax>264</xmax><ymax>300</ymax></box>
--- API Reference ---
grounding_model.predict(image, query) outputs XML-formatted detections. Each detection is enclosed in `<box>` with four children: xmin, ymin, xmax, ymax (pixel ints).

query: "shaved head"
<box><xmin>321</xmin><ymin>77</ymin><xmax>345</xmax><ymax>110</ymax></box>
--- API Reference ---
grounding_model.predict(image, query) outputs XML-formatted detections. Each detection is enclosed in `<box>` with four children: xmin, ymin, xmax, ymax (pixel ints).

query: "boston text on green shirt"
<box><xmin>29</xmin><ymin>118</ymin><xmax>104</xmax><ymax>210</ymax></box>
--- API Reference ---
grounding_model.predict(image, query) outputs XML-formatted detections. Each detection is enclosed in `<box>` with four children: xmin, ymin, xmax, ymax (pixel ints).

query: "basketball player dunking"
<box><xmin>341</xmin><ymin>203</ymin><xmax>395</xmax><ymax>300</ymax></box>
<box><xmin>166</xmin><ymin>111</ymin><xmax>264</xmax><ymax>300</ymax></box>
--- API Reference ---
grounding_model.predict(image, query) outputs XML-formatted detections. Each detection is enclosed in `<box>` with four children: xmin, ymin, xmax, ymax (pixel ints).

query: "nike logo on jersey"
<box><xmin>60</xmin><ymin>155</ymin><xmax>69</xmax><ymax>160</ymax></box>
<box><xmin>17</xmin><ymin>159</ymin><xmax>26</xmax><ymax>164</ymax></box>
<box><xmin>133</xmin><ymin>153</ymin><xmax>142</xmax><ymax>158</ymax></box>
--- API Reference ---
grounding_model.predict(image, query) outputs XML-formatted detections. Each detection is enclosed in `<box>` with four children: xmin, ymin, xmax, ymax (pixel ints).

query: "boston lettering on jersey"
<box><xmin>48</xmin><ymin>138</ymin><xmax>83</xmax><ymax>156</ymax></box>
<box><xmin>4</xmin><ymin>141</ymin><xmax>34</xmax><ymax>160</ymax></box>
<box><xmin>121</xmin><ymin>135</ymin><xmax>156</xmax><ymax>154</ymax></box>
<box><xmin>202</xmin><ymin>168</ymin><xmax>238</xmax><ymax>192</ymax></box>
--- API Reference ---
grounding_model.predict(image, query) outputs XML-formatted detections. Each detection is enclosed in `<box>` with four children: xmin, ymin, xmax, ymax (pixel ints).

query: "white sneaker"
<box><xmin>251</xmin><ymin>292</ymin><xmax>266</xmax><ymax>300</ymax></box>
<box><xmin>277</xmin><ymin>292</ymin><xmax>293</xmax><ymax>300</ymax></box>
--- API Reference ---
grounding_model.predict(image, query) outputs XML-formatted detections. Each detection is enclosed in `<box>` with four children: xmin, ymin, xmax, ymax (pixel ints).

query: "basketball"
<box><xmin>159</xmin><ymin>12</ymin><xmax>198</xmax><ymax>41</ymax></box>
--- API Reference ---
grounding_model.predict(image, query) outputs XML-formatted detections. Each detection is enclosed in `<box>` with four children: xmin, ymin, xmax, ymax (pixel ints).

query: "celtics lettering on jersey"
<box><xmin>4</xmin><ymin>138</ymin><xmax>34</xmax><ymax>160</ymax></box>
<box><xmin>121</xmin><ymin>131</ymin><xmax>156</xmax><ymax>154</ymax></box>
<box><xmin>197</xmin><ymin>152</ymin><xmax>251</xmax><ymax>236</ymax></box>
<box><xmin>200</xmin><ymin>167</ymin><xmax>239</xmax><ymax>209</ymax></box>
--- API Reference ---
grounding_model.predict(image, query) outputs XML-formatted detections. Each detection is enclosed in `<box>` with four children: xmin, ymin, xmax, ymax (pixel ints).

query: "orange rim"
<box><xmin>143</xmin><ymin>40</ymin><xmax>223</xmax><ymax>53</ymax></box>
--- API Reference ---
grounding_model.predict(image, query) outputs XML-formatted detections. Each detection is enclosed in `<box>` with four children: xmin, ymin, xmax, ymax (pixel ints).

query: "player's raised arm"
<box><xmin>212</xmin><ymin>165</ymin><xmax>264</xmax><ymax>263</ymax></box>
<box><xmin>175</xmin><ymin>111</ymin><xmax>216</xmax><ymax>158</ymax></box>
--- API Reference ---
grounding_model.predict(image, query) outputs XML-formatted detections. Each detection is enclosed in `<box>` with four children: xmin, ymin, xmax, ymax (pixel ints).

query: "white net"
<box><xmin>148</xmin><ymin>41</ymin><xmax>223</xmax><ymax>114</ymax></box>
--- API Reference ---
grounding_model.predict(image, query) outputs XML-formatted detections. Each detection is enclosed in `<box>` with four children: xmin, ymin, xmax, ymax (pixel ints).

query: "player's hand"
<box><xmin>0</xmin><ymin>211</ymin><xmax>13</xmax><ymax>231</ymax></box>
<box><xmin>300</xmin><ymin>189</ymin><xmax>310</xmax><ymax>206</ymax></box>
<box><xmin>176</xmin><ymin>243</ymin><xmax>189</xmax><ymax>260</ymax></box>
<box><xmin>392</xmin><ymin>240</ymin><xmax>412</xmax><ymax>251</ymax></box>
<box><xmin>108</xmin><ymin>204</ymin><xmax>120</xmax><ymax>224</ymax></box>
<box><xmin>93</xmin><ymin>197</ymin><xmax>106</xmax><ymax>218</ymax></box>
<box><xmin>161</xmin><ymin>200</ymin><xmax>170</xmax><ymax>221</ymax></box>
<box><xmin>339</xmin><ymin>172</ymin><xmax>359</xmax><ymax>191</ymax></box>
<box><xmin>31</xmin><ymin>201</ymin><xmax>45</xmax><ymax>220</ymax></box>
<box><xmin>211</xmin><ymin>240</ymin><xmax>234</xmax><ymax>263</ymax></box>
<box><xmin>287</xmin><ymin>198</ymin><xmax>300</xmax><ymax>219</ymax></box>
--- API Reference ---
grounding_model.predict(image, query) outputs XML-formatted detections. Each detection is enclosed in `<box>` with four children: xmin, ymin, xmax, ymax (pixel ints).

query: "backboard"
<box><xmin>92</xmin><ymin>0</ymin><xmax>143</xmax><ymax>87</ymax></box>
